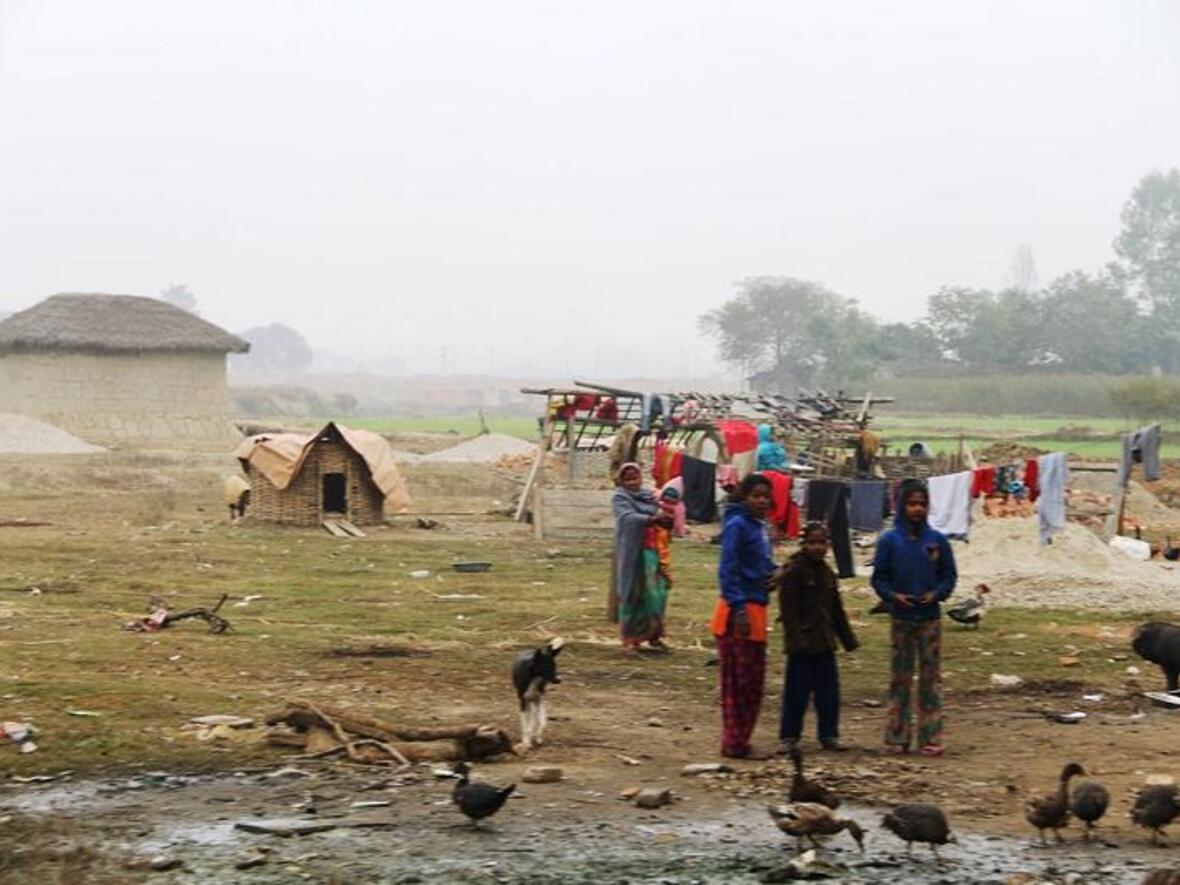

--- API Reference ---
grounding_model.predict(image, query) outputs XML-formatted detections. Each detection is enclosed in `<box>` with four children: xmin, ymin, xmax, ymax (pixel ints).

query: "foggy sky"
<box><xmin>2</xmin><ymin>1</ymin><xmax>1178</xmax><ymax>378</ymax></box>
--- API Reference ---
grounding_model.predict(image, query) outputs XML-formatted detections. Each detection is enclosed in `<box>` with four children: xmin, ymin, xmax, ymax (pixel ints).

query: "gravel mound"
<box><xmin>952</xmin><ymin>515</ymin><xmax>1180</xmax><ymax>612</ymax></box>
<box><xmin>0</xmin><ymin>413</ymin><xmax>104</xmax><ymax>454</ymax></box>
<box><xmin>420</xmin><ymin>433</ymin><xmax>536</xmax><ymax>463</ymax></box>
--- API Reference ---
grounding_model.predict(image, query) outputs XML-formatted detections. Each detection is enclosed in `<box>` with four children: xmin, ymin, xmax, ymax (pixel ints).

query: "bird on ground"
<box><xmin>881</xmin><ymin>803</ymin><xmax>956</xmax><ymax>859</ymax></box>
<box><xmin>1026</xmin><ymin>762</ymin><xmax>1085</xmax><ymax>844</ymax></box>
<box><xmin>1132</xmin><ymin>783</ymin><xmax>1180</xmax><ymax>846</ymax></box>
<box><xmin>947</xmin><ymin>584</ymin><xmax>990</xmax><ymax>629</ymax></box>
<box><xmin>1069</xmin><ymin>779</ymin><xmax>1111</xmax><ymax>841</ymax></box>
<box><xmin>788</xmin><ymin>745</ymin><xmax>840</xmax><ymax>809</ymax></box>
<box><xmin>767</xmin><ymin>803</ymin><xmax>865</xmax><ymax>853</ymax></box>
<box><xmin>450</xmin><ymin>761</ymin><xmax>515</xmax><ymax>827</ymax></box>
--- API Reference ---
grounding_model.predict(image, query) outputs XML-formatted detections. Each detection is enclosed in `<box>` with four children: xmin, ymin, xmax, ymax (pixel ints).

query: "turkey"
<box><xmin>946</xmin><ymin>584</ymin><xmax>990</xmax><ymax>629</ymax></box>
<box><xmin>451</xmin><ymin>762</ymin><xmax>515</xmax><ymax>827</ymax></box>
<box><xmin>1132</xmin><ymin>783</ymin><xmax>1180</xmax><ymax>846</ymax></box>
<box><xmin>881</xmin><ymin>803</ymin><xmax>955</xmax><ymax>859</ymax></box>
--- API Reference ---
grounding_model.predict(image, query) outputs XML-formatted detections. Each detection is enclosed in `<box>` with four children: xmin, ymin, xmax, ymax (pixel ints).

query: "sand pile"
<box><xmin>0</xmin><ymin>413</ymin><xmax>104</xmax><ymax>455</ymax></box>
<box><xmin>420</xmin><ymin>433</ymin><xmax>537</xmax><ymax>463</ymax></box>
<box><xmin>953</xmin><ymin>515</ymin><xmax>1180</xmax><ymax>612</ymax></box>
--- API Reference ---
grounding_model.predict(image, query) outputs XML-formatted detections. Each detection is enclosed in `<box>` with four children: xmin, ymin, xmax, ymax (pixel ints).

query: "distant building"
<box><xmin>0</xmin><ymin>293</ymin><xmax>249</xmax><ymax>445</ymax></box>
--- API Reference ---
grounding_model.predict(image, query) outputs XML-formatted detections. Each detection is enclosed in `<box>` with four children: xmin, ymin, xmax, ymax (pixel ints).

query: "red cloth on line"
<box><xmin>971</xmin><ymin>466</ymin><xmax>996</xmax><ymax>498</ymax></box>
<box><xmin>715</xmin><ymin>420</ymin><xmax>758</xmax><ymax>455</ymax></box>
<box><xmin>668</xmin><ymin>450</ymin><xmax>683</xmax><ymax>481</ymax></box>
<box><xmin>761</xmin><ymin>470</ymin><xmax>792</xmax><ymax>533</ymax></box>
<box><xmin>786</xmin><ymin>495</ymin><xmax>802</xmax><ymax>539</ymax></box>
<box><xmin>1025</xmin><ymin>458</ymin><xmax>1040</xmax><ymax>502</ymax></box>
<box><xmin>717</xmin><ymin>634</ymin><xmax>767</xmax><ymax>757</ymax></box>
<box><xmin>653</xmin><ymin>440</ymin><xmax>668</xmax><ymax>486</ymax></box>
<box><xmin>595</xmin><ymin>397</ymin><xmax>618</xmax><ymax>421</ymax></box>
<box><xmin>571</xmin><ymin>393</ymin><xmax>598</xmax><ymax>412</ymax></box>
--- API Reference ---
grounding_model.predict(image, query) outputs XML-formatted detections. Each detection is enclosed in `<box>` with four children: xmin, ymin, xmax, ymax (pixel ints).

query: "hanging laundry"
<box><xmin>1118</xmin><ymin>424</ymin><xmax>1162</xmax><ymax>485</ymax></box>
<box><xmin>1024</xmin><ymin>458</ymin><xmax>1039</xmax><ymax>503</ymax></box>
<box><xmin>732</xmin><ymin>448</ymin><xmax>757</xmax><ymax>480</ymax></box>
<box><xmin>595</xmin><ymin>397</ymin><xmax>619</xmax><ymax>422</ymax></box>
<box><xmin>806</xmin><ymin>480</ymin><xmax>854</xmax><ymax>578</ymax></box>
<box><xmin>761</xmin><ymin>470</ymin><xmax>792</xmax><ymax>534</ymax></box>
<box><xmin>850</xmin><ymin>480</ymin><xmax>888</xmax><ymax>532</ymax></box>
<box><xmin>1038</xmin><ymin>452</ymin><xmax>1069</xmax><ymax>545</ymax></box>
<box><xmin>971</xmin><ymin>466</ymin><xmax>996</xmax><ymax>498</ymax></box>
<box><xmin>681</xmin><ymin>455</ymin><xmax>717</xmax><ymax>522</ymax></box>
<box><xmin>928</xmin><ymin>471</ymin><xmax>973</xmax><ymax>538</ymax></box>
<box><xmin>755</xmin><ymin>425</ymin><xmax>789</xmax><ymax>472</ymax></box>
<box><xmin>715</xmin><ymin>420</ymin><xmax>758</xmax><ymax>456</ymax></box>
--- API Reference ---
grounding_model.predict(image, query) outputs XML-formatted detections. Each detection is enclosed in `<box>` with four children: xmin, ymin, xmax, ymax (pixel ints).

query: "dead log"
<box><xmin>265</xmin><ymin>701</ymin><xmax>515</xmax><ymax>763</ymax></box>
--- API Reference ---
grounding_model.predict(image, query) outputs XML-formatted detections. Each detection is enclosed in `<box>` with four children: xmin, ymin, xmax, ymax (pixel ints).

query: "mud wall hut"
<box><xmin>235</xmin><ymin>422</ymin><xmax>410</xmax><ymax>527</ymax></box>
<box><xmin>0</xmin><ymin>293</ymin><xmax>249</xmax><ymax>445</ymax></box>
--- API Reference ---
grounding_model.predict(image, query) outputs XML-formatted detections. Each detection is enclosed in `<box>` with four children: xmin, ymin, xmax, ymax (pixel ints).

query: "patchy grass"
<box><xmin>0</xmin><ymin>503</ymin><xmax>1159</xmax><ymax>777</ymax></box>
<box><xmin>874</xmin><ymin>413</ymin><xmax>1180</xmax><ymax>459</ymax></box>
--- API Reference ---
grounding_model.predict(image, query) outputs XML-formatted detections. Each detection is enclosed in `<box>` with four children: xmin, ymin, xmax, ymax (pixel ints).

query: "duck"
<box><xmin>788</xmin><ymin>745</ymin><xmax>840</xmax><ymax>809</ymax></box>
<box><xmin>881</xmin><ymin>803</ymin><xmax>956</xmax><ymax>859</ymax></box>
<box><xmin>947</xmin><ymin>584</ymin><xmax>990</xmax><ymax>629</ymax></box>
<box><xmin>1069</xmin><ymin>779</ymin><xmax>1110</xmax><ymax>841</ymax></box>
<box><xmin>767</xmin><ymin>802</ymin><xmax>864</xmax><ymax>853</ymax></box>
<box><xmin>1025</xmin><ymin>762</ymin><xmax>1085</xmax><ymax>844</ymax></box>
<box><xmin>1132</xmin><ymin>783</ymin><xmax>1180</xmax><ymax>846</ymax></box>
<box><xmin>451</xmin><ymin>761</ymin><xmax>515</xmax><ymax>827</ymax></box>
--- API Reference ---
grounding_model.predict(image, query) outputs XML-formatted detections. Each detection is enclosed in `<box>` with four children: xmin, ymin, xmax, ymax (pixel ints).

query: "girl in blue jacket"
<box><xmin>870</xmin><ymin>478</ymin><xmax>956</xmax><ymax>756</ymax></box>
<box><xmin>710</xmin><ymin>473</ymin><xmax>776</xmax><ymax>758</ymax></box>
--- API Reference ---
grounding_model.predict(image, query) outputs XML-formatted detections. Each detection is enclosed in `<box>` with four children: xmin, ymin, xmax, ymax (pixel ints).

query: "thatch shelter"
<box><xmin>234</xmin><ymin>422</ymin><xmax>410</xmax><ymax>527</ymax></box>
<box><xmin>0</xmin><ymin>293</ymin><xmax>248</xmax><ymax>445</ymax></box>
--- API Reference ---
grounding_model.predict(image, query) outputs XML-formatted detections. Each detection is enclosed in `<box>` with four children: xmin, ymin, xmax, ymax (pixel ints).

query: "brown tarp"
<box><xmin>234</xmin><ymin>423</ymin><xmax>411</xmax><ymax>513</ymax></box>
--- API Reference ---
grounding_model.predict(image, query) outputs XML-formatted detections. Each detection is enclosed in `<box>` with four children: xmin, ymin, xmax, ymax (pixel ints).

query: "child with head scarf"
<box><xmin>870</xmin><ymin>478</ymin><xmax>957</xmax><ymax>756</ymax></box>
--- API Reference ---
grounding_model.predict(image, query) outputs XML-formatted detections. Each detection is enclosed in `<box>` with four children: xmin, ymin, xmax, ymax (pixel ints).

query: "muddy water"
<box><xmin>0</xmin><ymin>769</ymin><xmax>1164</xmax><ymax>883</ymax></box>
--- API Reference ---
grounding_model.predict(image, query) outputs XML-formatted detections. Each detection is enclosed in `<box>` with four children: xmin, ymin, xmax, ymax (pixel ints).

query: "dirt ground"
<box><xmin>4</xmin><ymin>450</ymin><xmax>1180</xmax><ymax>883</ymax></box>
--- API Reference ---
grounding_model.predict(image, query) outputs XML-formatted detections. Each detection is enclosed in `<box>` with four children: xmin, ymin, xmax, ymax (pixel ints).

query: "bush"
<box><xmin>1109</xmin><ymin>376</ymin><xmax>1180</xmax><ymax>423</ymax></box>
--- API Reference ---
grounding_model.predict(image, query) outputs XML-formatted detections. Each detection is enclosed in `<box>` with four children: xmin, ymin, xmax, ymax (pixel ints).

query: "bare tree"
<box><xmin>1005</xmin><ymin>244</ymin><xmax>1039</xmax><ymax>294</ymax></box>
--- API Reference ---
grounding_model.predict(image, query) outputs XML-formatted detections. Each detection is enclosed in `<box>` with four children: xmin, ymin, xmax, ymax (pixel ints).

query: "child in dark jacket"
<box><xmin>777</xmin><ymin>522</ymin><xmax>858</xmax><ymax>753</ymax></box>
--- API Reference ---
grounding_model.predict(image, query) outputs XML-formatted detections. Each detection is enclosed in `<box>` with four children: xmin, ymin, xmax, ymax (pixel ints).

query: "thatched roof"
<box><xmin>0</xmin><ymin>294</ymin><xmax>250</xmax><ymax>354</ymax></box>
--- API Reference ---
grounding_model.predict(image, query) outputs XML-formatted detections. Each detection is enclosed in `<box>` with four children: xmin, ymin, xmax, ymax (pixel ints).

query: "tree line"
<box><xmin>700</xmin><ymin>169</ymin><xmax>1180</xmax><ymax>389</ymax></box>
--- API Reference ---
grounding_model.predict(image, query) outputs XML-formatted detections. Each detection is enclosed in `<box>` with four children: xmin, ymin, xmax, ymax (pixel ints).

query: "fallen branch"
<box><xmin>125</xmin><ymin>594</ymin><xmax>231</xmax><ymax>634</ymax></box>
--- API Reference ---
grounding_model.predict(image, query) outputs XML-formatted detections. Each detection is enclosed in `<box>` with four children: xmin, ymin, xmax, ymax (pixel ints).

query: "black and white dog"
<box><xmin>511</xmin><ymin>638</ymin><xmax>563</xmax><ymax>749</ymax></box>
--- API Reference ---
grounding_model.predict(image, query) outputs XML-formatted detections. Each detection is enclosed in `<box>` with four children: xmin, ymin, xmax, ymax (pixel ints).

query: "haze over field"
<box><xmin>1</xmin><ymin>1</ymin><xmax>1178</xmax><ymax>377</ymax></box>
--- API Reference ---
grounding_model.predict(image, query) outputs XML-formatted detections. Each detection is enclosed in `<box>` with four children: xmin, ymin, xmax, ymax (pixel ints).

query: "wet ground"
<box><xmin>0</xmin><ymin>764</ymin><xmax>1169</xmax><ymax>883</ymax></box>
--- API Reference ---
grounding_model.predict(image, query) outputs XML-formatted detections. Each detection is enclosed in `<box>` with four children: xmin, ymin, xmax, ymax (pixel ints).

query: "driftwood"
<box><xmin>126</xmin><ymin>594</ymin><xmax>231</xmax><ymax>634</ymax></box>
<box><xmin>265</xmin><ymin>701</ymin><xmax>515</xmax><ymax>764</ymax></box>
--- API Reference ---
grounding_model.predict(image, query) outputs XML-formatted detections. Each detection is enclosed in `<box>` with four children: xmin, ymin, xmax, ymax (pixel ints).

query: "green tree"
<box><xmin>698</xmin><ymin>276</ymin><xmax>879</xmax><ymax>387</ymax></box>
<box><xmin>1040</xmin><ymin>271</ymin><xmax>1146</xmax><ymax>372</ymax></box>
<box><xmin>926</xmin><ymin>286</ymin><xmax>1045</xmax><ymax>367</ymax></box>
<box><xmin>158</xmin><ymin>284</ymin><xmax>198</xmax><ymax>315</ymax></box>
<box><xmin>1114</xmin><ymin>169</ymin><xmax>1180</xmax><ymax>315</ymax></box>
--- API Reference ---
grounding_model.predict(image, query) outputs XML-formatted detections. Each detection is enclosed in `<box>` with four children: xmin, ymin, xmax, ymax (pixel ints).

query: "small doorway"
<box><xmin>322</xmin><ymin>473</ymin><xmax>347</xmax><ymax>514</ymax></box>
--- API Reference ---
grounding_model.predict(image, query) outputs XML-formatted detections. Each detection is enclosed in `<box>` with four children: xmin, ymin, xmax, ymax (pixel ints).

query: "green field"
<box><xmin>317</xmin><ymin>415</ymin><xmax>540</xmax><ymax>439</ymax></box>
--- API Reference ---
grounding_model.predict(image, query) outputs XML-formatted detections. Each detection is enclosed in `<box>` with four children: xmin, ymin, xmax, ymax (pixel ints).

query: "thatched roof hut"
<box><xmin>0</xmin><ymin>293</ymin><xmax>248</xmax><ymax>445</ymax></box>
<box><xmin>0</xmin><ymin>293</ymin><xmax>249</xmax><ymax>354</ymax></box>
<box><xmin>234</xmin><ymin>422</ymin><xmax>411</xmax><ymax>527</ymax></box>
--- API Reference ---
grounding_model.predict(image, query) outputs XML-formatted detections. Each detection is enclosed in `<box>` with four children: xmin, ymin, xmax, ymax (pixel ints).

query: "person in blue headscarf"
<box><xmin>756</xmin><ymin>424</ymin><xmax>788</xmax><ymax>472</ymax></box>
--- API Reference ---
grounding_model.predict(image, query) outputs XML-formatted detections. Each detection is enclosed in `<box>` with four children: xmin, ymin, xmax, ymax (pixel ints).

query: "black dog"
<box><xmin>512</xmin><ymin>638</ymin><xmax>562</xmax><ymax>749</ymax></box>
<box><xmin>1132</xmin><ymin>622</ymin><xmax>1180</xmax><ymax>690</ymax></box>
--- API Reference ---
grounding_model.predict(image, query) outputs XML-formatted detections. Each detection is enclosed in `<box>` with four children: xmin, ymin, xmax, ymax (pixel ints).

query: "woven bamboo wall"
<box><xmin>246</xmin><ymin>441</ymin><xmax>385</xmax><ymax>526</ymax></box>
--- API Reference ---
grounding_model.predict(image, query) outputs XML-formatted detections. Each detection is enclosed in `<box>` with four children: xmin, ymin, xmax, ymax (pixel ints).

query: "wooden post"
<box><xmin>515</xmin><ymin>412</ymin><xmax>552</xmax><ymax>523</ymax></box>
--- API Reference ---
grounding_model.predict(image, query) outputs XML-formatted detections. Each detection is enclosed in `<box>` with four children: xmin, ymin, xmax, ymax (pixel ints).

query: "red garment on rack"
<box><xmin>653</xmin><ymin>441</ymin><xmax>669</xmax><ymax>486</ymax></box>
<box><xmin>572</xmin><ymin>393</ymin><xmax>598</xmax><ymax>412</ymax></box>
<box><xmin>971</xmin><ymin>466</ymin><xmax>996</xmax><ymax>498</ymax></box>
<box><xmin>595</xmin><ymin>397</ymin><xmax>619</xmax><ymax>421</ymax></box>
<box><xmin>762</xmin><ymin>471</ymin><xmax>792</xmax><ymax>534</ymax></box>
<box><xmin>715</xmin><ymin>420</ymin><xmax>758</xmax><ymax>455</ymax></box>
<box><xmin>786</xmin><ymin>491</ymin><xmax>801</xmax><ymax>539</ymax></box>
<box><xmin>1025</xmin><ymin>458</ymin><xmax>1040</xmax><ymax>502</ymax></box>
